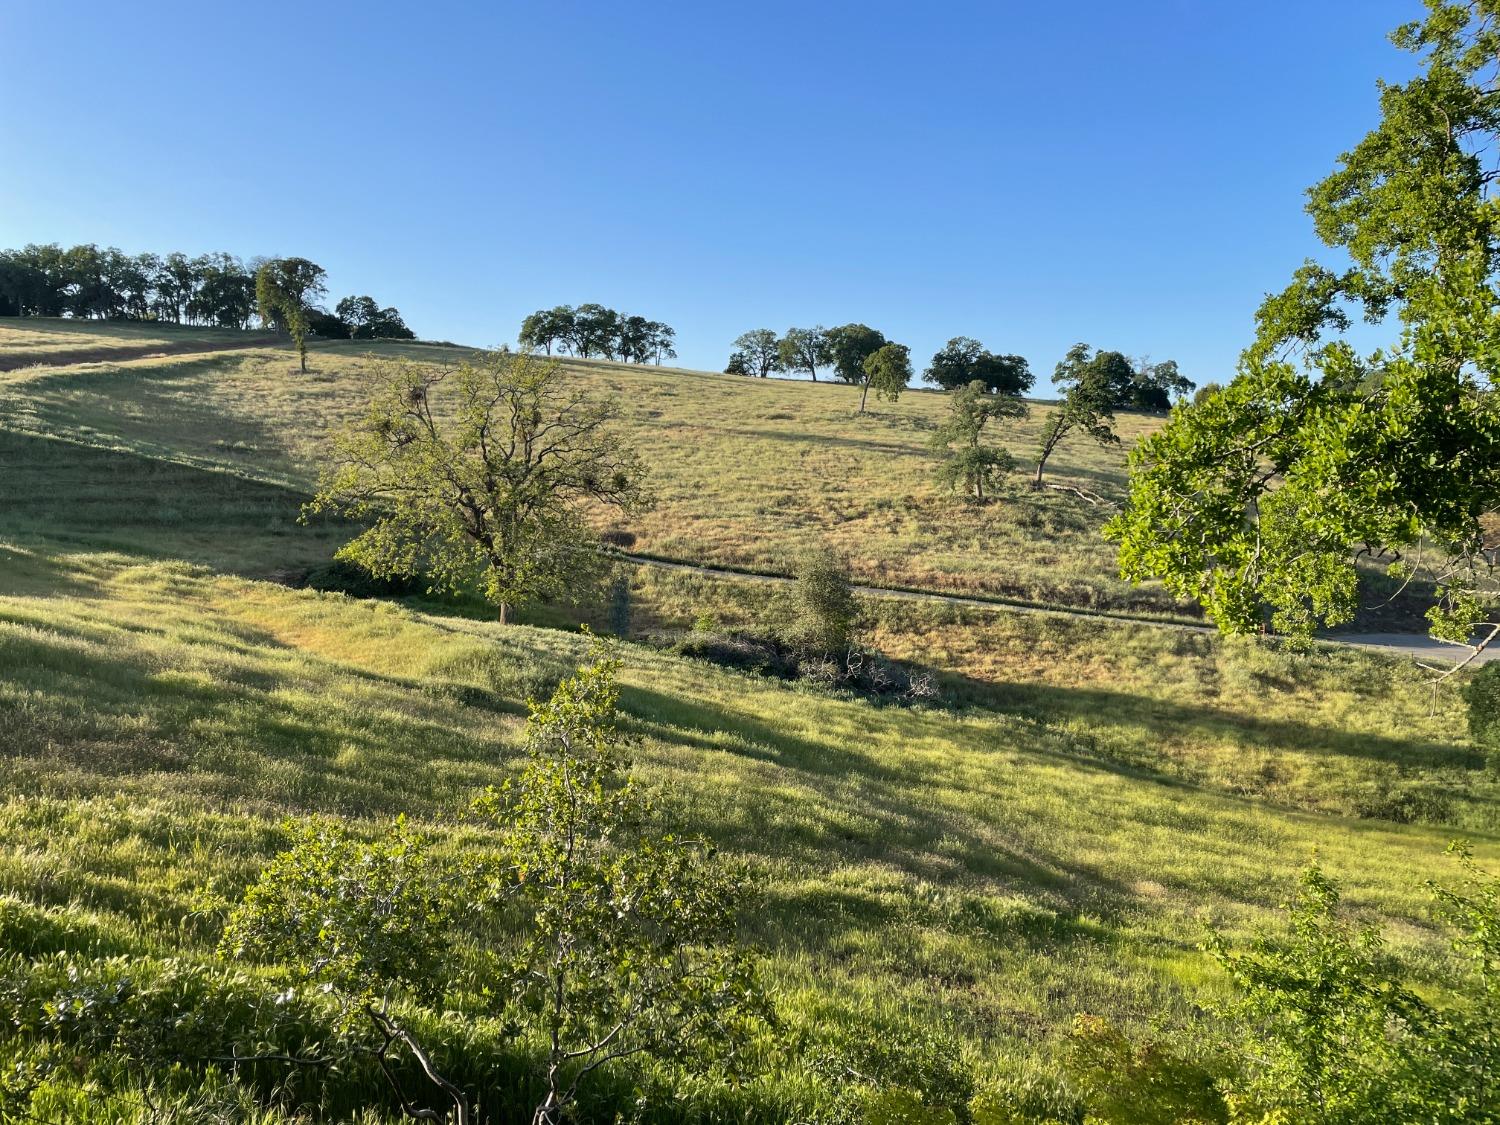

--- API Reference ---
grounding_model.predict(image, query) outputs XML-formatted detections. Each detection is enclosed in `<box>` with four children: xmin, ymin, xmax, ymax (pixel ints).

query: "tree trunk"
<box><xmin>498</xmin><ymin>601</ymin><xmax>509</xmax><ymax>625</ymax></box>
<box><xmin>1033</xmin><ymin>454</ymin><xmax>1047</xmax><ymax>488</ymax></box>
<box><xmin>859</xmin><ymin>379</ymin><xmax>870</xmax><ymax>413</ymax></box>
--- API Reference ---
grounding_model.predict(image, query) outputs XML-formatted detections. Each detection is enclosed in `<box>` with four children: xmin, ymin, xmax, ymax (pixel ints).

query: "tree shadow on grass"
<box><xmin>0</xmin><ymin>429</ymin><xmax>349</xmax><ymax>578</ymax></box>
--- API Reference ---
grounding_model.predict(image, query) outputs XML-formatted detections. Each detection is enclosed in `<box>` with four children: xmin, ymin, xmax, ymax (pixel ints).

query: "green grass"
<box><xmin>0</xmin><ymin>316</ymin><xmax>268</xmax><ymax>363</ymax></box>
<box><xmin>0</xmin><ymin>319</ymin><xmax>1494</xmax><ymax>1119</ymax></box>
<box><xmin>0</xmin><ymin>553</ymin><xmax>1491</xmax><ymax>1117</ymax></box>
<box><xmin>0</xmin><ymin>332</ymin><xmax>1181</xmax><ymax>612</ymax></box>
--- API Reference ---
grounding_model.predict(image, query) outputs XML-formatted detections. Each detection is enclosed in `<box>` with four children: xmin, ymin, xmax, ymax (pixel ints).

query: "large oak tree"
<box><xmin>1109</xmin><ymin>1</ymin><xmax>1500</xmax><ymax>657</ymax></box>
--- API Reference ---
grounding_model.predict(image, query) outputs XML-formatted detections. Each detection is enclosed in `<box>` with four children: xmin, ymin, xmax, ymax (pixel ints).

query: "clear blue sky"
<box><xmin>0</xmin><ymin>1</ymin><xmax>1417</xmax><ymax>390</ymax></box>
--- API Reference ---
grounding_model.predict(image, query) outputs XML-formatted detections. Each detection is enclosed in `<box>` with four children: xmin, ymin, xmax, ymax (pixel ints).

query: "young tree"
<box><xmin>219</xmin><ymin>819</ymin><xmax>469</xmax><ymax>1122</ymax></box>
<box><xmin>255</xmin><ymin>257</ymin><xmax>327</xmax><ymax>372</ymax></box>
<box><xmin>925</xmin><ymin>336</ymin><xmax>1033</xmax><ymax>395</ymax></box>
<box><xmin>858</xmin><ymin>342</ymin><xmax>912</xmax><ymax>413</ymax></box>
<box><xmin>221</xmin><ymin>648</ymin><xmax>768</xmax><ymax>1125</ymax></box>
<box><xmin>778</xmin><ymin>326</ymin><xmax>830</xmax><ymax>382</ymax></box>
<box><xmin>825</xmin><ymin>323</ymin><xmax>888</xmax><ymax>384</ymax></box>
<box><xmin>930</xmin><ymin>380</ymin><xmax>1027</xmax><ymax>502</ymax></box>
<box><xmin>1109</xmin><ymin>3</ymin><xmax>1500</xmax><ymax>649</ymax></box>
<box><xmin>724</xmin><ymin>350</ymin><xmax>752</xmax><ymax>376</ymax></box>
<box><xmin>732</xmin><ymin>328</ymin><xmax>783</xmax><ymax>378</ymax></box>
<box><xmin>474</xmin><ymin>647</ymin><xmax>768</xmax><ymax>1124</ymax></box>
<box><xmin>305</xmin><ymin>350</ymin><xmax>652</xmax><ymax>624</ymax></box>
<box><xmin>1034</xmin><ymin>344</ymin><xmax>1119</xmax><ymax>487</ymax></box>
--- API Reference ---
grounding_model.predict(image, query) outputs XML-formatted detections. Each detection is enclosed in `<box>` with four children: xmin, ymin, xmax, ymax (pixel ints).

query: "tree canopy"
<box><xmin>859</xmin><ymin>342</ymin><xmax>912</xmax><ymax>413</ymax></box>
<box><xmin>925</xmin><ymin>336</ymin><xmax>1033</xmax><ymax>395</ymax></box>
<box><xmin>778</xmin><ymin>326</ymin><xmax>830</xmax><ymax>381</ymax></box>
<box><xmin>1109</xmin><ymin>0</ymin><xmax>1500</xmax><ymax>650</ymax></box>
<box><xmin>0</xmin><ymin>243</ymin><xmax>263</xmax><ymax>326</ymax></box>
<box><xmin>732</xmin><ymin>328</ymin><xmax>784</xmax><ymax>378</ymax></box>
<box><xmin>305</xmin><ymin>350</ymin><xmax>652</xmax><ymax>623</ymax></box>
<box><xmin>518</xmin><ymin>304</ymin><xmax>675</xmax><ymax>363</ymax></box>
<box><xmin>825</xmin><ymin>323</ymin><xmax>889</xmax><ymax>384</ymax></box>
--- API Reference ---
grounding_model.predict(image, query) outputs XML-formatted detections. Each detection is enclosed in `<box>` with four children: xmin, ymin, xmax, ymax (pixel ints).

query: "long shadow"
<box><xmin>978</xmin><ymin>678</ymin><xmax>1485</xmax><ymax>772</ymax></box>
<box><xmin>616</xmin><ymin>680</ymin><xmax>1141</xmax><ymax>928</ymax></box>
<box><xmin>0</xmin><ymin>429</ymin><xmax>347</xmax><ymax>578</ymax></box>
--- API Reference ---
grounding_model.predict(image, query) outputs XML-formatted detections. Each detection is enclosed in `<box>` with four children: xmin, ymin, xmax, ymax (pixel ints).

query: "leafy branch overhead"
<box><xmin>1109</xmin><ymin>1</ymin><xmax>1500</xmax><ymax>651</ymax></box>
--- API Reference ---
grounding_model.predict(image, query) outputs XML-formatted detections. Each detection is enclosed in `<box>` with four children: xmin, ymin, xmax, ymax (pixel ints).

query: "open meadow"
<box><xmin>0</xmin><ymin>320</ymin><xmax>1494</xmax><ymax>1120</ymax></box>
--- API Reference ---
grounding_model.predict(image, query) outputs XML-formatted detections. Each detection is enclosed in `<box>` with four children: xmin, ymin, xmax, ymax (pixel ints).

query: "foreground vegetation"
<box><xmin>0</xmin><ymin>549</ymin><xmax>1493</xmax><ymax>1120</ymax></box>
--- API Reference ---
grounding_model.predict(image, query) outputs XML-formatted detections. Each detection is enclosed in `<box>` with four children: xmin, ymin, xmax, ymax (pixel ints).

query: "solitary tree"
<box><xmin>255</xmin><ymin>257</ymin><xmax>327</xmax><ymax>372</ymax></box>
<box><xmin>858</xmin><ymin>342</ymin><xmax>912</xmax><ymax>413</ymax></box>
<box><xmin>1108</xmin><ymin>2</ymin><xmax>1500</xmax><ymax>650</ymax></box>
<box><xmin>778</xmin><ymin>326</ymin><xmax>830</xmax><ymax>382</ymax></box>
<box><xmin>930</xmin><ymin>380</ymin><xmax>1028</xmax><ymax>502</ymax></box>
<box><xmin>732</xmin><ymin>328</ymin><xmax>783</xmax><ymax>378</ymax></box>
<box><xmin>1034</xmin><ymin>344</ymin><xmax>1119</xmax><ymax>487</ymax></box>
<box><xmin>305</xmin><ymin>350</ymin><xmax>651</xmax><ymax>624</ymax></box>
<box><xmin>926</xmin><ymin>336</ymin><xmax>1033</xmax><ymax>396</ymax></box>
<box><xmin>825</xmin><ymin>323</ymin><xmax>888</xmax><ymax>384</ymax></box>
<box><xmin>787</xmin><ymin>544</ymin><xmax>859</xmax><ymax>654</ymax></box>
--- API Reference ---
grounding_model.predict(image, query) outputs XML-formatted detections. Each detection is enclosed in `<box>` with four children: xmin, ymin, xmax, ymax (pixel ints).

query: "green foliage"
<box><xmin>1110</xmin><ymin>2</ymin><xmax>1500</xmax><ymax>642</ymax></box>
<box><xmin>1205</xmin><ymin>857</ymin><xmax>1500</xmax><ymax>1124</ymax></box>
<box><xmin>519</xmin><ymin>305</ymin><xmax>674</xmax><ymax>363</ymax></box>
<box><xmin>1465</xmin><ymin>662</ymin><xmax>1500</xmax><ymax>749</ymax></box>
<box><xmin>1064</xmin><ymin>1014</ymin><xmax>1225</xmax><ymax>1124</ymax></box>
<box><xmin>930</xmin><ymin>380</ymin><xmax>1027</xmax><ymax>501</ymax></box>
<box><xmin>786</xmin><ymin>543</ymin><xmax>859</xmax><ymax>653</ymax></box>
<box><xmin>475</xmin><ymin>644</ymin><xmax>770</xmax><ymax>1122</ymax></box>
<box><xmin>826</xmin><ymin>323</ymin><xmax>889</xmax><ymax>384</ymax></box>
<box><xmin>1034</xmin><ymin>345</ymin><xmax>1119</xmax><ymax>486</ymax></box>
<box><xmin>734</xmin><ymin>328</ymin><xmax>784</xmax><ymax>378</ymax></box>
<box><xmin>779</xmin><ymin>325</ymin><xmax>831</xmax><ymax>381</ymax></box>
<box><xmin>254</xmin><ymin>257</ymin><xmax>327</xmax><ymax>373</ymax></box>
<box><xmin>219</xmin><ymin>817</ymin><xmax>455</xmax><ymax>1009</ymax></box>
<box><xmin>860</xmin><ymin>342</ymin><xmax>913</xmax><ymax>413</ymax></box>
<box><xmin>335</xmin><ymin>295</ymin><xmax>415</xmax><ymax>340</ymax></box>
<box><xmin>0</xmin><ymin>242</ymin><xmax>261</xmax><ymax>326</ymax></box>
<box><xmin>305</xmin><ymin>349</ymin><xmax>652</xmax><ymax>622</ymax></box>
<box><xmin>925</xmin><ymin>336</ymin><xmax>1033</xmax><ymax>396</ymax></box>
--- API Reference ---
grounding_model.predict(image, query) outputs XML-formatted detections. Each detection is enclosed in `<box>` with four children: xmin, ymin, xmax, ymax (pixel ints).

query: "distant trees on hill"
<box><xmin>518</xmin><ymin>304</ymin><xmax>676</xmax><ymax>363</ymax></box>
<box><xmin>925</xmin><ymin>336</ymin><xmax>1033</xmax><ymax>395</ymax></box>
<box><xmin>0</xmin><ymin>242</ymin><xmax>416</xmax><ymax>343</ymax></box>
<box><xmin>1052</xmin><ymin>343</ymin><xmax>1192</xmax><ymax>412</ymax></box>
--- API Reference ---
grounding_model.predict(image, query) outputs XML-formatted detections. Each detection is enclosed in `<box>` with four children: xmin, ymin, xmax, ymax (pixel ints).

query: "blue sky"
<box><xmin>0</xmin><ymin>1</ymin><xmax>1416</xmax><ymax>389</ymax></box>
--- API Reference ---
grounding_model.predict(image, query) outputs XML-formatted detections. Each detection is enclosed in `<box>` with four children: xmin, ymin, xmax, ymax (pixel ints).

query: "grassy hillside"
<box><xmin>0</xmin><ymin>550</ymin><xmax>1490</xmax><ymax>1118</ymax></box>
<box><xmin>0</xmin><ymin>321</ymin><xmax>1493</xmax><ymax>1119</ymax></box>
<box><xmin>0</xmin><ymin>325</ymin><xmax>1181</xmax><ymax>613</ymax></box>
<box><xmin>0</xmin><ymin>317</ymin><xmax>270</xmax><ymax>367</ymax></box>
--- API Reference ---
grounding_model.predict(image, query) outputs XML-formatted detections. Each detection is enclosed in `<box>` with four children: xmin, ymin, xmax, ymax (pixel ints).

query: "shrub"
<box><xmin>787</xmin><ymin>545</ymin><xmax>859</xmax><ymax>654</ymax></box>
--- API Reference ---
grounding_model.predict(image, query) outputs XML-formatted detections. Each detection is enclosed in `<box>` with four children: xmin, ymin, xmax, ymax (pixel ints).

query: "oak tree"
<box><xmin>306</xmin><ymin>350</ymin><xmax>651</xmax><ymax>623</ymax></box>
